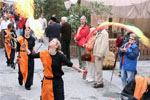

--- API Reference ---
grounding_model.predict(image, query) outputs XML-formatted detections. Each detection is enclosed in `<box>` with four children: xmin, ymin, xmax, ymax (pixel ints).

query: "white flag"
<box><xmin>70</xmin><ymin>0</ymin><xmax>78</xmax><ymax>4</ymax></box>
<box><xmin>64</xmin><ymin>1</ymin><xmax>71</xmax><ymax>10</ymax></box>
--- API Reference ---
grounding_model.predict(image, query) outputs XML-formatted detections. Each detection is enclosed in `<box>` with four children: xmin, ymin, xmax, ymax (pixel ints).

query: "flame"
<box><xmin>15</xmin><ymin>0</ymin><xmax>44</xmax><ymax>39</ymax></box>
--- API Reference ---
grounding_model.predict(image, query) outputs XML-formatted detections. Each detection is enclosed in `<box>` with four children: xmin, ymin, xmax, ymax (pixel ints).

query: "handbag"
<box><xmin>81</xmin><ymin>53</ymin><xmax>91</xmax><ymax>61</ymax></box>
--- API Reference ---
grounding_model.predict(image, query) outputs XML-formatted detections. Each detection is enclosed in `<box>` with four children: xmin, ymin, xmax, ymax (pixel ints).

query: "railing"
<box><xmin>70</xmin><ymin>43</ymin><xmax>78</xmax><ymax>58</ymax></box>
<box><xmin>109</xmin><ymin>39</ymin><xmax>150</xmax><ymax>60</ymax></box>
<box><xmin>70</xmin><ymin>39</ymin><xmax>150</xmax><ymax>60</ymax></box>
<box><xmin>109</xmin><ymin>39</ymin><xmax>117</xmax><ymax>54</ymax></box>
<box><xmin>139</xmin><ymin>43</ymin><xmax>150</xmax><ymax>60</ymax></box>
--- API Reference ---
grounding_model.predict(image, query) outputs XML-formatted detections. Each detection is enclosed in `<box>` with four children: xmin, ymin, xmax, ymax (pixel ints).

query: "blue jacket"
<box><xmin>118</xmin><ymin>42</ymin><xmax>139</xmax><ymax>71</ymax></box>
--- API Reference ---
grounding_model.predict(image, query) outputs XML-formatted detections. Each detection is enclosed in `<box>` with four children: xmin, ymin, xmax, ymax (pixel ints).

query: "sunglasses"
<box><xmin>129</xmin><ymin>38</ymin><xmax>135</xmax><ymax>40</ymax></box>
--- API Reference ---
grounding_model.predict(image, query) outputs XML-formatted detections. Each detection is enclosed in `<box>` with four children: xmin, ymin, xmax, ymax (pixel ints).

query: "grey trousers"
<box><xmin>77</xmin><ymin>46</ymin><xmax>86</xmax><ymax>69</ymax></box>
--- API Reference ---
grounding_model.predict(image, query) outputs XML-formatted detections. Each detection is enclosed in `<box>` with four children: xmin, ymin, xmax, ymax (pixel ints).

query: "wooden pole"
<box><xmin>78</xmin><ymin>0</ymin><xmax>81</xmax><ymax>16</ymax></box>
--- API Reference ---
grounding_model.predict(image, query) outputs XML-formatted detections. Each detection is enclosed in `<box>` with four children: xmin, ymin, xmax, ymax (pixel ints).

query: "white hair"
<box><xmin>130</xmin><ymin>33</ymin><xmax>138</xmax><ymax>41</ymax></box>
<box><xmin>80</xmin><ymin>15</ymin><xmax>87</xmax><ymax>22</ymax></box>
<box><xmin>61</xmin><ymin>17</ymin><xmax>68</xmax><ymax>22</ymax></box>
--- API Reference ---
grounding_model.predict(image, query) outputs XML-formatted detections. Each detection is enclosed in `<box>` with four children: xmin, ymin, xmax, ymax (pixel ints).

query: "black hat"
<box><xmin>50</xmin><ymin>17</ymin><xmax>56</xmax><ymax>22</ymax></box>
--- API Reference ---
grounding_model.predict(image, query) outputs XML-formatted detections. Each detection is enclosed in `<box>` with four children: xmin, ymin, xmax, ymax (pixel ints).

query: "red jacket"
<box><xmin>74</xmin><ymin>25</ymin><xmax>89</xmax><ymax>47</ymax></box>
<box><xmin>22</xmin><ymin>18</ymin><xmax>27</xmax><ymax>26</ymax></box>
<box><xmin>11</xmin><ymin>14</ymin><xmax>15</xmax><ymax>20</ymax></box>
<box><xmin>17</xmin><ymin>17</ymin><xmax>24</xmax><ymax>28</ymax></box>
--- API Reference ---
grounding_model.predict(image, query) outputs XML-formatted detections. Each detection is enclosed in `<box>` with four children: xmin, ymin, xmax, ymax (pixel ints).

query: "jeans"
<box><xmin>121</xmin><ymin>70</ymin><xmax>135</xmax><ymax>86</ymax></box>
<box><xmin>18</xmin><ymin>28</ymin><xmax>23</xmax><ymax>36</ymax></box>
<box><xmin>15</xmin><ymin>21</ymin><xmax>18</xmax><ymax>30</ymax></box>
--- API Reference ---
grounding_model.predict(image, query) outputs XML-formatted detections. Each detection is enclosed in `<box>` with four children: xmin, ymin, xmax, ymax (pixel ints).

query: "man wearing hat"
<box><xmin>45</xmin><ymin>17</ymin><xmax>61</xmax><ymax>42</ymax></box>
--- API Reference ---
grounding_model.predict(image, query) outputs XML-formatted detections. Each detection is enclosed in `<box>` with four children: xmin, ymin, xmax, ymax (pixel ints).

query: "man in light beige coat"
<box><xmin>93</xmin><ymin>20</ymin><xmax>109</xmax><ymax>88</ymax></box>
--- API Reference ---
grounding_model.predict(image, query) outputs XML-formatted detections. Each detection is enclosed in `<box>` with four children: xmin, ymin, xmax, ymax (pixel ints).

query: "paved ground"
<box><xmin>0</xmin><ymin>37</ymin><xmax>149</xmax><ymax>100</ymax></box>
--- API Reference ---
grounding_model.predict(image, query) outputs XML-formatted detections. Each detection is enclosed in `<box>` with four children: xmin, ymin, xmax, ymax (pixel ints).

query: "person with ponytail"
<box><xmin>23</xmin><ymin>38</ymin><xmax>85</xmax><ymax>100</ymax></box>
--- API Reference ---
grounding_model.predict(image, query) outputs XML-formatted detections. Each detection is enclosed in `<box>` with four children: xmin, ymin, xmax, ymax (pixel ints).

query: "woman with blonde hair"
<box><xmin>119</xmin><ymin>33</ymin><xmax>139</xmax><ymax>87</ymax></box>
<box><xmin>84</xmin><ymin>27</ymin><xmax>96</xmax><ymax>82</ymax></box>
<box><xmin>23</xmin><ymin>38</ymin><xmax>85</xmax><ymax>100</ymax></box>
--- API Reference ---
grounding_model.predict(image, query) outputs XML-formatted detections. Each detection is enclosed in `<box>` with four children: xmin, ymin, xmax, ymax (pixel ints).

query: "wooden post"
<box><xmin>78</xmin><ymin>0</ymin><xmax>81</xmax><ymax>16</ymax></box>
<box><xmin>109</xmin><ymin>18</ymin><xmax>113</xmax><ymax>38</ymax></box>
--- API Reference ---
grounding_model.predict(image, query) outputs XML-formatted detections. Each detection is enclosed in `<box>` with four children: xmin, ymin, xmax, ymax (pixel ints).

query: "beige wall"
<box><xmin>91</xmin><ymin>14</ymin><xmax>150</xmax><ymax>37</ymax></box>
<box><xmin>127</xmin><ymin>18</ymin><xmax>150</xmax><ymax>37</ymax></box>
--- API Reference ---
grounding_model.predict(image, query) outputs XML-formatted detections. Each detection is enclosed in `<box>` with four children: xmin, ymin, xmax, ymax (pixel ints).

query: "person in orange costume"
<box><xmin>23</xmin><ymin>38</ymin><xmax>85</xmax><ymax>100</ymax></box>
<box><xmin>121</xmin><ymin>76</ymin><xmax>150</xmax><ymax>100</ymax></box>
<box><xmin>16</xmin><ymin>26</ymin><xmax>35</xmax><ymax>90</ymax></box>
<box><xmin>109</xmin><ymin>76</ymin><xmax>150</xmax><ymax>100</ymax></box>
<box><xmin>4</xmin><ymin>23</ymin><xmax>17</xmax><ymax>67</ymax></box>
